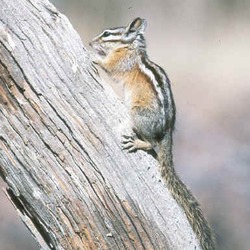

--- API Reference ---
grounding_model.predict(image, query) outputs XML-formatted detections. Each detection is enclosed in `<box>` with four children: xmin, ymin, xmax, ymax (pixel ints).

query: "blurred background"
<box><xmin>1</xmin><ymin>0</ymin><xmax>250</xmax><ymax>249</ymax></box>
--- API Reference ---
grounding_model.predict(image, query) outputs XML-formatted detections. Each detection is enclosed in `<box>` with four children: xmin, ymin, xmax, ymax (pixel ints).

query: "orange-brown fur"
<box><xmin>103</xmin><ymin>47</ymin><xmax>130</xmax><ymax>71</ymax></box>
<box><xmin>123</xmin><ymin>67</ymin><xmax>156</xmax><ymax>109</ymax></box>
<box><xmin>102</xmin><ymin>47</ymin><xmax>156</xmax><ymax>110</ymax></box>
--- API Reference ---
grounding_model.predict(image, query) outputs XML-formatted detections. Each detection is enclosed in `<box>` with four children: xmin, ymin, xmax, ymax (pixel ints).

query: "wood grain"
<box><xmin>0</xmin><ymin>0</ymin><xmax>200</xmax><ymax>249</ymax></box>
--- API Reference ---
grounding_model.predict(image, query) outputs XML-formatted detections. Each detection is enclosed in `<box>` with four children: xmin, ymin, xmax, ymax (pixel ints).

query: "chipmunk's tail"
<box><xmin>158</xmin><ymin>130</ymin><xmax>215</xmax><ymax>250</ymax></box>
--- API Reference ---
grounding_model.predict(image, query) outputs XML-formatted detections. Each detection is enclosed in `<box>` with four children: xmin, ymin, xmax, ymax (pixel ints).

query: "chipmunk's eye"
<box><xmin>103</xmin><ymin>31</ymin><xmax>111</xmax><ymax>37</ymax></box>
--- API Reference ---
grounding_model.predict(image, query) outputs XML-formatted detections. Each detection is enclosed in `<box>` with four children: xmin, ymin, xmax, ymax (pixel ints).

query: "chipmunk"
<box><xmin>89</xmin><ymin>18</ymin><xmax>215</xmax><ymax>250</ymax></box>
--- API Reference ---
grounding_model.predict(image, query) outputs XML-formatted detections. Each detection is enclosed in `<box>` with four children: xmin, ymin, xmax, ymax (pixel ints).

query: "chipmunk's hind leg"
<box><xmin>121</xmin><ymin>135</ymin><xmax>154</xmax><ymax>153</ymax></box>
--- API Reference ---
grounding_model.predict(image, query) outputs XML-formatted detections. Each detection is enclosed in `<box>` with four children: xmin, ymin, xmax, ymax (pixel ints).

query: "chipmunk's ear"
<box><xmin>124</xmin><ymin>18</ymin><xmax>147</xmax><ymax>38</ymax></box>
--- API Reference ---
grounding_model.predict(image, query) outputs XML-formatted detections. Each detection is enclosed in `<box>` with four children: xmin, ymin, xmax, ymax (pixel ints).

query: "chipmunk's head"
<box><xmin>89</xmin><ymin>17</ymin><xmax>147</xmax><ymax>59</ymax></box>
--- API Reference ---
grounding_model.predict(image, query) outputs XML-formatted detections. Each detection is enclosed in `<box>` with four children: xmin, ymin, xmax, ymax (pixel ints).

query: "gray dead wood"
<box><xmin>0</xmin><ymin>0</ymin><xmax>201</xmax><ymax>249</ymax></box>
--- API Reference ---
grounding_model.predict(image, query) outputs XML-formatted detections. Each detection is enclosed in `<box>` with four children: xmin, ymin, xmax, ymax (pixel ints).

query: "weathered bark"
<box><xmin>0</xmin><ymin>0</ymin><xmax>201</xmax><ymax>249</ymax></box>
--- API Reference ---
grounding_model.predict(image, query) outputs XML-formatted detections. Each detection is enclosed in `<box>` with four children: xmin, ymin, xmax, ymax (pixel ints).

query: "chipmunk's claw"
<box><xmin>121</xmin><ymin>135</ymin><xmax>137</xmax><ymax>153</ymax></box>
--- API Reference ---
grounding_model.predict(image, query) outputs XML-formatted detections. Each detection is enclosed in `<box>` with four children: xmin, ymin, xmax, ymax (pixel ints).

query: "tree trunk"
<box><xmin>0</xmin><ymin>0</ymin><xmax>200</xmax><ymax>249</ymax></box>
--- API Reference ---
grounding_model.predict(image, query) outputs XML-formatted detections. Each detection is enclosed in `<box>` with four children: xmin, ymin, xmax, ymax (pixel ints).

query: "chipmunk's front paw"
<box><xmin>121</xmin><ymin>135</ymin><xmax>154</xmax><ymax>153</ymax></box>
<box><xmin>121</xmin><ymin>135</ymin><xmax>138</xmax><ymax>153</ymax></box>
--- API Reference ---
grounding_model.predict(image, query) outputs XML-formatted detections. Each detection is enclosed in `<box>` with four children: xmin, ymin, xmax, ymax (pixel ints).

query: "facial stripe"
<box><xmin>108</xmin><ymin>27</ymin><xmax>125</xmax><ymax>32</ymax></box>
<box><xmin>100</xmin><ymin>27</ymin><xmax>126</xmax><ymax>42</ymax></box>
<box><xmin>102</xmin><ymin>34</ymin><xmax>122</xmax><ymax>41</ymax></box>
<box><xmin>102</xmin><ymin>27</ymin><xmax>125</xmax><ymax>37</ymax></box>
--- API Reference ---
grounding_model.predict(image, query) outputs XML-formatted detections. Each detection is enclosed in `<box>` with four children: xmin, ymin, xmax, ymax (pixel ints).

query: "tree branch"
<box><xmin>0</xmin><ymin>0</ymin><xmax>200</xmax><ymax>249</ymax></box>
